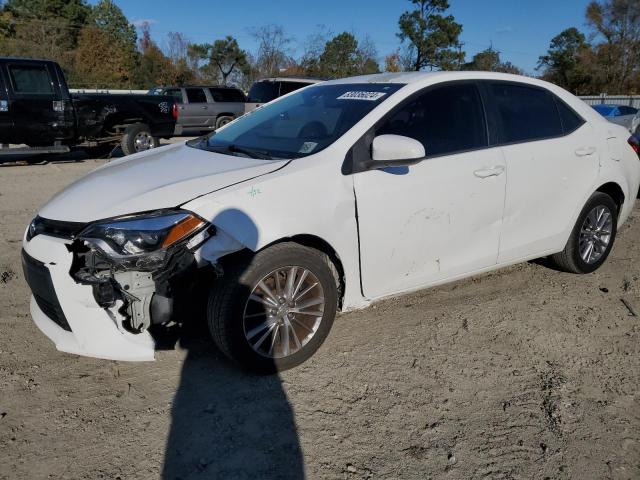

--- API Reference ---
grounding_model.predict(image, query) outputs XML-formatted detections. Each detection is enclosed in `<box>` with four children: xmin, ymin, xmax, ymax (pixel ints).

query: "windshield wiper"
<box><xmin>208</xmin><ymin>144</ymin><xmax>273</xmax><ymax>160</ymax></box>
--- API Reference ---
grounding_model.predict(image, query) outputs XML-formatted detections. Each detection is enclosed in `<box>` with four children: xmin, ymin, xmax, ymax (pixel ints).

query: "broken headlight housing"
<box><xmin>79</xmin><ymin>210</ymin><xmax>210</xmax><ymax>270</ymax></box>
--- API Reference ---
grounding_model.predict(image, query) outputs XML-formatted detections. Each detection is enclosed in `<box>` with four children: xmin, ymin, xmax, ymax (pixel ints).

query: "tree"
<box><xmin>318</xmin><ymin>32</ymin><xmax>379</xmax><ymax>78</ymax></box>
<box><xmin>586</xmin><ymin>0</ymin><xmax>640</xmax><ymax>92</ymax></box>
<box><xmin>464</xmin><ymin>47</ymin><xmax>522</xmax><ymax>74</ymax></box>
<box><xmin>0</xmin><ymin>0</ymin><xmax>91</xmax><ymax>66</ymax></box>
<box><xmin>397</xmin><ymin>0</ymin><xmax>464</xmax><ymax>71</ymax></box>
<box><xmin>72</xmin><ymin>25</ymin><xmax>135</xmax><ymax>88</ymax></box>
<box><xmin>537</xmin><ymin>28</ymin><xmax>592</xmax><ymax>93</ymax></box>
<box><xmin>250</xmin><ymin>24</ymin><xmax>292</xmax><ymax>77</ymax></box>
<box><xmin>208</xmin><ymin>36</ymin><xmax>249</xmax><ymax>85</ymax></box>
<box><xmin>299</xmin><ymin>25</ymin><xmax>332</xmax><ymax>76</ymax></box>
<box><xmin>384</xmin><ymin>51</ymin><xmax>403</xmax><ymax>72</ymax></box>
<box><xmin>90</xmin><ymin>0</ymin><xmax>135</xmax><ymax>49</ymax></box>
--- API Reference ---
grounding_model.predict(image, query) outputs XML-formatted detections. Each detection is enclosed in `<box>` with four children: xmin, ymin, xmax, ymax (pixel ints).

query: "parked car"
<box><xmin>22</xmin><ymin>72</ymin><xmax>640</xmax><ymax>372</ymax></box>
<box><xmin>0</xmin><ymin>58</ymin><xmax>177</xmax><ymax>156</ymax></box>
<box><xmin>149</xmin><ymin>85</ymin><xmax>246</xmax><ymax>134</ymax></box>
<box><xmin>245</xmin><ymin>77</ymin><xmax>322</xmax><ymax>113</ymax></box>
<box><xmin>592</xmin><ymin>103</ymin><xmax>640</xmax><ymax>134</ymax></box>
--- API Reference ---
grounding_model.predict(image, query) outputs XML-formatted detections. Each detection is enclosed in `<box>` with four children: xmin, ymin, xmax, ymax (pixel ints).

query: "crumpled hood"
<box><xmin>38</xmin><ymin>142</ymin><xmax>288</xmax><ymax>222</ymax></box>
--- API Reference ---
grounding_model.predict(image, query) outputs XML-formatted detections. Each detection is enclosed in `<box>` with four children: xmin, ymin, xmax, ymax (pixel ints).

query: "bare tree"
<box><xmin>249</xmin><ymin>24</ymin><xmax>293</xmax><ymax>77</ymax></box>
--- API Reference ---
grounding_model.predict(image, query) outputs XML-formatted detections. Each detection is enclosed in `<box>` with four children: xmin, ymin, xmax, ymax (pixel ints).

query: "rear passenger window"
<box><xmin>208</xmin><ymin>88</ymin><xmax>246</xmax><ymax>102</ymax></box>
<box><xmin>377</xmin><ymin>83</ymin><xmax>487</xmax><ymax>157</ymax></box>
<box><xmin>491</xmin><ymin>83</ymin><xmax>562</xmax><ymax>143</ymax></box>
<box><xmin>279</xmin><ymin>81</ymin><xmax>306</xmax><ymax>96</ymax></box>
<box><xmin>555</xmin><ymin>98</ymin><xmax>585</xmax><ymax>134</ymax></box>
<box><xmin>9</xmin><ymin>65</ymin><xmax>54</xmax><ymax>94</ymax></box>
<box><xmin>186</xmin><ymin>88</ymin><xmax>207</xmax><ymax>103</ymax></box>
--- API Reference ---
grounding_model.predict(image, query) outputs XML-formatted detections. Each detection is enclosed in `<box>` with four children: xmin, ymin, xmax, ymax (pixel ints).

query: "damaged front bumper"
<box><xmin>22</xmin><ymin>234</ymin><xmax>156</xmax><ymax>361</ymax></box>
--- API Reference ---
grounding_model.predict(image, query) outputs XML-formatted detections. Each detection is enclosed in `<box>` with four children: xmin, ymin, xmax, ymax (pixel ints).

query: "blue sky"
<box><xmin>103</xmin><ymin>0</ymin><xmax>594</xmax><ymax>74</ymax></box>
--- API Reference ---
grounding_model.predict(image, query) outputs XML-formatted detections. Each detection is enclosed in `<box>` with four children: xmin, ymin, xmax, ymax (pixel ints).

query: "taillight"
<box><xmin>628</xmin><ymin>135</ymin><xmax>640</xmax><ymax>158</ymax></box>
<box><xmin>172</xmin><ymin>103</ymin><xmax>178</xmax><ymax>120</ymax></box>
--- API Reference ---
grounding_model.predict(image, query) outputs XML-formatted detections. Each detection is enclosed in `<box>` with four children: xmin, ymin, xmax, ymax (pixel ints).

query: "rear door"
<box><xmin>488</xmin><ymin>82</ymin><xmax>600</xmax><ymax>263</ymax></box>
<box><xmin>208</xmin><ymin>87</ymin><xmax>246</xmax><ymax>117</ymax></box>
<box><xmin>6</xmin><ymin>61</ymin><xmax>64</xmax><ymax>144</ymax></box>
<box><xmin>0</xmin><ymin>65</ymin><xmax>13</xmax><ymax>143</ymax></box>
<box><xmin>181</xmin><ymin>87</ymin><xmax>213</xmax><ymax>129</ymax></box>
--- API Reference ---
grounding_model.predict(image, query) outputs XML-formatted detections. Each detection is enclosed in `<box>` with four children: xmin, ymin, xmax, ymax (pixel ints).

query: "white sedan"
<box><xmin>22</xmin><ymin>72</ymin><xmax>640</xmax><ymax>372</ymax></box>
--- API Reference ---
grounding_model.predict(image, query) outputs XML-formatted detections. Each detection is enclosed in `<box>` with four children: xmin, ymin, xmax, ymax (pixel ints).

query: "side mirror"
<box><xmin>370</xmin><ymin>134</ymin><xmax>425</xmax><ymax>167</ymax></box>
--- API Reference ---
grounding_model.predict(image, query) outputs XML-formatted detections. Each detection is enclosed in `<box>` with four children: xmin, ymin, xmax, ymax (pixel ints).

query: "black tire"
<box><xmin>549</xmin><ymin>192</ymin><xmax>618</xmax><ymax>273</ymax></box>
<box><xmin>215</xmin><ymin>115</ymin><xmax>234</xmax><ymax>129</ymax></box>
<box><xmin>208</xmin><ymin>242</ymin><xmax>339</xmax><ymax>373</ymax></box>
<box><xmin>121</xmin><ymin>124</ymin><xmax>159</xmax><ymax>156</ymax></box>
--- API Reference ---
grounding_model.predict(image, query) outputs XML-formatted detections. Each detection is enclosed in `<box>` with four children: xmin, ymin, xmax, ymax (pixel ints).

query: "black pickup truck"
<box><xmin>0</xmin><ymin>58</ymin><xmax>177</xmax><ymax>157</ymax></box>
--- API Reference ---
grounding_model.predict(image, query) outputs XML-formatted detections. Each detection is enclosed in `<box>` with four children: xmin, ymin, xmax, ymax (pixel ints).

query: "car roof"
<box><xmin>257</xmin><ymin>77</ymin><xmax>324</xmax><ymax>84</ymax></box>
<box><xmin>153</xmin><ymin>85</ymin><xmax>242</xmax><ymax>90</ymax></box>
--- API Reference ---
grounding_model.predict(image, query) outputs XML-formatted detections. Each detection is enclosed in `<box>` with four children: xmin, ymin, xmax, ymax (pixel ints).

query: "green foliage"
<box><xmin>208</xmin><ymin>36</ymin><xmax>249</xmax><ymax>84</ymax></box>
<box><xmin>537</xmin><ymin>28</ymin><xmax>591</xmax><ymax>94</ymax></box>
<box><xmin>316</xmin><ymin>32</ymin><xmax>379</xmax><ymax>78</ymax></box>
<box><xmin>90</xmin><ymin>0</ymin><xmax>136</xmax><ymax>49</ymax></box>
<box><xmin>398</xmin><ymin>0</ymin><xmax>464</xmax><ymax>71</ymax></box>
<box><xmin>464</xmin><ymin>48</ymin><xmax>522</xmax><ymax>75</ymax></box>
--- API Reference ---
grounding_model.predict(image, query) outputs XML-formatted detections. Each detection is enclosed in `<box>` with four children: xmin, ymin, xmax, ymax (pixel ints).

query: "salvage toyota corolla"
<box><xmin>22</xmin><ymin>72</ymin><xmax>640</xmax><ymax>372</ymax></box>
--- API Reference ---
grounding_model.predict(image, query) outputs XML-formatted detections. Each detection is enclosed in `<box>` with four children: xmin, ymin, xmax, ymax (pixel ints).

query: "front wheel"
<box><xmin>121</xmin><ymin>124</ymin><xmax>159</xmax><ymax>156</ymax></box>
<box><xmin>208</xmin><ymin>243</ymin><xmax>339</xmax><ymax>373</ymax></box>
<box><xmin>549</xmin><ymin>192</ymin><xmax>618</xmax><ymax>273</ymax></box>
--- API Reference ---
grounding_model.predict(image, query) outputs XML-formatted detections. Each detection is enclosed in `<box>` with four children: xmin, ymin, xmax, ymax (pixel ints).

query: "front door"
<box><xmin>353</xmin><ymin>82</ymin><xmax>507</xmax><ymax>299</ymax></box>
<box><xmin>0</xmin><ymin>66</ymin><xmax>13</xmax><ymax>143</ymax></box>
<box><xmin>6</xmin><ymin>62</ymin><xmax>63</xmax><ymax>145</ymax></box>
<box><xmin>182</xmin><ymin>87</ymin><xmax>213</xmax><ymax>129</ymax></box>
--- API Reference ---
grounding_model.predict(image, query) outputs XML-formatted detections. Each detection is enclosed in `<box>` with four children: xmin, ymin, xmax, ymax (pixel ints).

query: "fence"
<box><xmin>579</xmin><ymin>94</ymin><xmax>640</xmax><ymax>109</ymax></box>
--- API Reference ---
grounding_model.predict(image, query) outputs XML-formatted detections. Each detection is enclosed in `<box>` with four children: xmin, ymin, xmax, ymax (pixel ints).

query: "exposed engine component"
<box><xmin>113</xmin><ymin>270</ymin><xmax>155</xmax><ymax>332</ymax></box>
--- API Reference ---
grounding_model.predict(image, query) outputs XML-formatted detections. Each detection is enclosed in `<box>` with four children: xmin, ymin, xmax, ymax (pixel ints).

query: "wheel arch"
<box><xmin>595</xmin><ymin>181</ymin><xmax>625</xmax><ymax>217</ymax></box>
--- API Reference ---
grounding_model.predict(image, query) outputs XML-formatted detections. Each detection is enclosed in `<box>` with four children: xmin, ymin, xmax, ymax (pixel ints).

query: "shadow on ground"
<box><xmin>161</xmin><ymin>333</ymin><xmax>304</xmax><ymax>480</ymax></box>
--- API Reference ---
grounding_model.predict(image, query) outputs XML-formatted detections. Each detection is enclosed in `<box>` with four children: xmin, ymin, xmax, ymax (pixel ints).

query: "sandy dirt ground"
<box><xmin>1</xmin><ymin>146</ymin><xmax>639</xmax><ymax>480</ymax></box>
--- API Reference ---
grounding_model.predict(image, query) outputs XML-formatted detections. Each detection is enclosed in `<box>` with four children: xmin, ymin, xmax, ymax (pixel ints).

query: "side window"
<box><xmin>9</xmin><ymin>65</ymin><xmax>54</xmax><ymax>94</ymax></box>
<box><xmin>186</xmin><ymin>88</ymin><xmax>207</xmax><ymax>103</ymax></box>
<box><xmin>279</xmin><ymin>81</ymin><xmax>306</xmax><ymax>96</ymax></box>
<box><xmin>377</xmin><ymin>83</ymin><xmax>488</xmax><ymax>157</ymax></box>
<box><xmin>490</xmin><ymin>83</ymin><xmax>563</xmax><ymax>143</ymax></box>
<box><xmin>210</xmin><ymin>88</ymin><xmax>247</xmax><ymax>102</ymax></box>
<box><xmin>618</xmin><ymin>106</ymin><xmax>637</xmax><ymax>116</ymax></box>
<box><xmin>554</xmin><ymin>97</ymin><xmax>585</xmax><ymax>134</ymax></box>
<box><xmin>165</xmin><ymin>89</ymin><xmax>183</xmax><ymax>102</ymax></box>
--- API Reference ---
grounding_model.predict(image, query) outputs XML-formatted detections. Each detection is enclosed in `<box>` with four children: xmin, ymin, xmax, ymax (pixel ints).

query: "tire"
<box><xmin>215</xmin><ymin>115</ymin><xmax>234</xmax><ymax>129</ymax></box>
<box><xmin>121</xmin><ymin>124</ymin><xmax>159</xmax><ymax>156</ymax></box>
<box><xmin>549</xmin><ymin>192</ymin><xmax>618</xmax><ymax>274</ymax></box>
<box><xmin>208</xmin><ymin>242</ymin><xmax>339</xmax><ymax>373</ymax></box>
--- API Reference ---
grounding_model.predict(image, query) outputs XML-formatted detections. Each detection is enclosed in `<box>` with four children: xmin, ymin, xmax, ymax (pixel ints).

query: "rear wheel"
<box><xmin>208</xmin><ymin>243</ymin><xmax>339</xmax><ymax>373</ymax></box>
<box><xmin>121</xmin><ymin>124</ymin><xmax>159</xmax><ymax>155</ymax></box>
<box><xmin>215</xmin><ymin>115</ymin><xmax>234</xmax><ymax>129</ymax></box>
<box><xmin>549</xmin><ymin>192</ymin><xmax>618</xmax><ymax>273</ymax></box>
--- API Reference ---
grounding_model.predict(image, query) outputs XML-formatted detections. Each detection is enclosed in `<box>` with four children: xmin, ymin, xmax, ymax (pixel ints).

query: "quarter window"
<box><xmin>208</xmin><ymin>88</ymin><xmax>246</xmax><ymax>102</ymax></box>
<box><xmin>9</xmin><ymin>65</ymin><xmax>54</xmax><ymax>94</ymax></box>
<box><xmin>186</xmin><ymin>88</ymin><xmax>207</xmax><ymax>103</ymax></box>
<box><xmin>377</xmin><ymin>83</ymin><xmax>488</xmax><ymax>157</ymax></box>
<box><xmin>555</xmin><ymin>97</ymin><xmax>585</xmax><ymax>134</ymax></box>
<box><xmin>164</xmin><ymin>88</ymin><xmax>183</xmax><ymax>102</ymax></box>
<box><xmin>491</xmin><ymin>83</ymin><xmax>563</xmax><ymax>143</ymax></box>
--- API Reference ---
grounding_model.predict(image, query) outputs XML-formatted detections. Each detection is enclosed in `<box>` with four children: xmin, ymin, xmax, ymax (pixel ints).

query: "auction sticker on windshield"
<box><xmin>337</xmin><ymin>91</ymin><xmax>387</xmax><ymax>101</ymax></box>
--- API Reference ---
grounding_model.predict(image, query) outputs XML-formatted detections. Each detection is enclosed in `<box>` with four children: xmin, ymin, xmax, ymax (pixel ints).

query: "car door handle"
<box><xmin>474</xmin><ymin>166</ymin><xmax>505</xmax><ymax>178</ymax></box>
<box><xmin>201</xmin><ymin>106</ymin><xmax>208</xmax><ymax>110</ymax></box>
<box><xmin>575</xmin><ymin>146</ymin><xmax>596</xmax><ymax>156</ymax></box>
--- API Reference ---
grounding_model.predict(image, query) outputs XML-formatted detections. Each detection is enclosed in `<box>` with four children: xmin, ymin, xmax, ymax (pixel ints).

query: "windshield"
<box><xmin>188</xmin><ymin>83</ymin><xmax>403</xmax><ymax>160</ymax></box>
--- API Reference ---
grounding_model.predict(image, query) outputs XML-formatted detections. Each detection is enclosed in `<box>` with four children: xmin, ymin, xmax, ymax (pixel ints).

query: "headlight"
<box><xmin>79</xmin><ymin>210</ymin><xmax>209</xmax><ymax>269</ymax></box>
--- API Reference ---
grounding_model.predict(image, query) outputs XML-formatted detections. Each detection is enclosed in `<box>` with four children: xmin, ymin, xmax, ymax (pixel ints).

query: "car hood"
<box><xmin>38</xmin><ymin>142</ymin><xmax>289</xmax><ymax>222</ymax></box>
